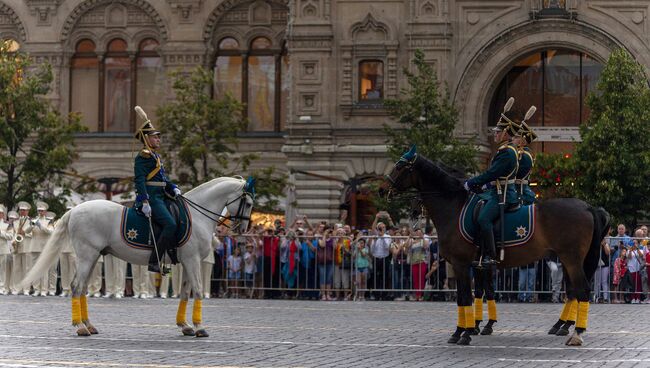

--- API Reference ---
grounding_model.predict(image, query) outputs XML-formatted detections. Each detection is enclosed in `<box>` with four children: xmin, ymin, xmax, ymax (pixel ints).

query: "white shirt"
<box><xmin>627</xmin><ymin>247</ymin><xmax>645</xmax><ymax>273</ymax></box>
<box><xmin>244</xmin><ymin>252</ymin><xmax>256</xmax><ymax>274</ymax></box>
<box><xmin>371</xmin><ymin>234</ymin><xmax>392</xmax><ymax>258</ymax></box>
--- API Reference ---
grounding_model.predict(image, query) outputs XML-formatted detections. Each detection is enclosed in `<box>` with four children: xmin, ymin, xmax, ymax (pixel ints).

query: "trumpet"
<box><xmin>13</xmin><ymin>233</ymin><xmax>23</xmax><ymax>243</ymax></box>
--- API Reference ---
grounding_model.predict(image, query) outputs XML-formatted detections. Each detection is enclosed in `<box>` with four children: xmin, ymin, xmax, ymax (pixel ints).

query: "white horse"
<box><xmin>21</xmin><ymin>176</ymin><xmax>254</xmax><ymax>337</ymax></box>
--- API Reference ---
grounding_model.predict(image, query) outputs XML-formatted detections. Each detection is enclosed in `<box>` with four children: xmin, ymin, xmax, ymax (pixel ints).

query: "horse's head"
<box><xmin>225</xmin><ymin>177</ymin><xmax>256</xmax><ymax>233</ymax></box>
<box><xmin>379</xmin><ymin>145</ymin><xmax>420</xmax><ymax>199</ymax></box>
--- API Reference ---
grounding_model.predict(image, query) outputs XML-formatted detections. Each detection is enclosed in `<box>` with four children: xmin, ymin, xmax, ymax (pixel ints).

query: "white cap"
<box><xmin>36</xmin><ymin>201</ymin><xmax>48</xmax><ymax>211</ymax></box>
<box><xmin>17</xmin><ymin>201</ymin><xmax>31</xmax><ymax>210</ymax></box>
<box><xmin>8</xmin><ymin>211</ymin><xmax>18</xmax><ymax>219</ymax></box>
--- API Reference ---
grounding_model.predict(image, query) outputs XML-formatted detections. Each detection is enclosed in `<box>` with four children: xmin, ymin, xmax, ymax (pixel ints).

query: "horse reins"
<box><xmin>180</xmin><ymin>192</ymin><xmax>252</xmax><ymax>228</ymax></box>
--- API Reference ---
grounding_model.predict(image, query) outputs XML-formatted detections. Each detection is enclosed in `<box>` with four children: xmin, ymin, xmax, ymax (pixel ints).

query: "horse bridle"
<box><xmin>384</xmin><ymin>155</ymin><xmax>417</xmax><ymax>200</ymax></box>
<box><xmin>180</xmin><ymin>190</ymin><xmax>253</xmax><ymax>230</ymax></box>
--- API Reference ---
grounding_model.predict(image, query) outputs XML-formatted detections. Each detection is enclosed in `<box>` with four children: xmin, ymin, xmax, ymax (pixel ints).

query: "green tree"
<box><xmin>383</xmin><ymin>49</ymin><xmax>478</xmax><ymax>172</ymax></box>
<box><xmin>156</xmin><ymin>67</ymin><xmax>286</xmax><ymax>212</ymax></box>
<box><xmin>379</xmin><ymin>49</ymin><xmax>478</xmax><ymax>219</ymax></box>
<box><xmin>530</xmin><ymin>152</ymin><xmax>577</xmax><ymax>200</ymax></box>
<box><xmin>573</xmin><ymin>48</ymin><xmax>650</xmax><ymax>227</ymax></box>
<box><xmin>0</xmin><ymin>40</ymin><xmax>86</xmax><ymax>212</ymax></box>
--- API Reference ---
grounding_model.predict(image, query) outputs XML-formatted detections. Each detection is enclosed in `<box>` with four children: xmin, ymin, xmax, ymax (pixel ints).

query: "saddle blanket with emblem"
<box><xmin>120</xmin><ymin>200</ymin><xmax>192</xmax><ymax>250</ymax></box>
<box><xmin>459</xmin><ymin>194</ymin><xmax>536</xmax><ymax>247</ymax></box>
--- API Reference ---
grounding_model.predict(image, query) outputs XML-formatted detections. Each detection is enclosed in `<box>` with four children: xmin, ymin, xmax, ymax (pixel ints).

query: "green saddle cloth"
<box><xmin>459</xmin><ymin>194</ymin><xmax>536</xmax><ymax>247</ymax></box>
<box><xmin>120</xmin><ymin>200</ymin><xmax>192</xmax><ymax>250</ymax></box>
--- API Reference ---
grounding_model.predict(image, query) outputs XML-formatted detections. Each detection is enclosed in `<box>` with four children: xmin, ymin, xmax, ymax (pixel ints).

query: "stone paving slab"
<box><xmin>0</xmin><ymin>295</ymin><xmax>648</xmax><ymax>367</ymax></box>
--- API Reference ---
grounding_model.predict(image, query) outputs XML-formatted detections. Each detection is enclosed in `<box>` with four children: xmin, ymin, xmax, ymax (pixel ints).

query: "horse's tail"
<box><xmin>20</xmin><ymin>210</ymin><xmax>71</xmax><ymax>289</ymax></box>
<box><xmin>583</xmin><ymin>206</ymin><xmax>611</xmax><ymax>281</ymax></box>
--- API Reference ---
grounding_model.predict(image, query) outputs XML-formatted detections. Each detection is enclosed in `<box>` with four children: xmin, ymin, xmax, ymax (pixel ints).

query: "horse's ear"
<box><xmin>401</xmin><ymin>145</ymin><xmax>417</xmax><ymax>161</ymax></box>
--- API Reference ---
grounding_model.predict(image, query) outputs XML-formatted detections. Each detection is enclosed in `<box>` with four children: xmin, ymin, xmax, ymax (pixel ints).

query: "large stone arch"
<box><xmin>0</xmin><ymin>1</ymin><xmax>27</xmax><ymax>42</ymax></box>
<box><xmin>454</xmin><ymin>19</ymin><xmax>624</xmax><ymax>142</ymax></box>
<box><xmin>203</xmin><ymin>0</ymin><xmax>289</xmax><ymax>42</ymax></box>
<box><xmin>60</xmin><ymin>0</ymin><xmax>169</xmax><ymax>44</ymax></box>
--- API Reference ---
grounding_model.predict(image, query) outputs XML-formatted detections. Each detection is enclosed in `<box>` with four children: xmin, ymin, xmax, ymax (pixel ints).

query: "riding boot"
<box><xmin>480</xmin><ymin>231</ymin><xmax>498</xmax><ymax>267</ymax></box>
<box><xmin>148</xmin><ymin>250</ymin><xmax>161</xmax><ymax>273</ymax></box>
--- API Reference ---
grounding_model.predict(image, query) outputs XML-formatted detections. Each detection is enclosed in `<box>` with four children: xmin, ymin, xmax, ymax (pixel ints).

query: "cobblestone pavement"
<box><xmin>0</xmin><ymin>295</ymin><xmax>649</xmax><ymax>367</ymax></box>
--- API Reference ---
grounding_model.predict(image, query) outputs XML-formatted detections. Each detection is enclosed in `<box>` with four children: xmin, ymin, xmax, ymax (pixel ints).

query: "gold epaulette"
<box><xmin>139</xmin><ymin>149</ymin><xmax>152</xmax><ymax>158</ymax></box>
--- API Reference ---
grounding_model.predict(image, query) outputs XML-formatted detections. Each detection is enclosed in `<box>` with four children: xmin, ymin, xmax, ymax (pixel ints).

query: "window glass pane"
<box><xmin>76</xmin><ymin>39</ymin><xmax>95</xmax><ymax>53</ymax></box>
<box><xmin>543</xmin><ymin>0</ymin><xmax>566</xmax><ymax>9</ymax></box>
<box><xmin>108</xmin><ymin>39</ymin><xmax>127</xmax><ymax>52</ymax></box>
<box><xmin>280</xmin><ymin>54</ymin><xmax>289</xmax><ymax>131</ymax></box>
<box><xmin>506</xmin><ymin>53</ymin><xmax>543</xmax><ymax>126</ymax></box>
<box><xmin>214</xmin><ymin>56</ymin><xmax>242</xmax><ymax>100</ymax></box>
<box><xmin>581</xmin><ymin>54</ymin><xmax>603</xmax><ymax>122</ymax></box>
<box><xmin>544</xmin><ymin>50</ymin><xmax>580</xmax><ymax>127</ymax></box>
<box><xmin>104</xmin><ymin>57</ymin><xmax>131</xmax><ymax>132</ymax></box>
<box><xmin>219</xmin><ymin>37</ymin><xmax>239</xmax><ymax>50</ymax></box>
<box><xmin>359</xmin><ymin>61</ymin><xmax>384</xmax><ymax>100</ymax></box>
<box><xmin>251</xmin><ymin>37</ymin><xmax>272</xmax><ymax>50</ymax></box>
<box><xmin>248</xmin><ymin>55</ymin><xmax>275</xmax><ymax>131</ymax></box>
<box><xmin>137</xmin><ymin>56</ymin><xmax>164</xmax><ymax>124</ymax></box>
<box><xmin>139</xmin><ymin>38</ymin><xmax>159</xmax><ymax>52</ymax></box>
<box><xmin>71</xmin><ymin>66</ymin><xmax>99</xmax><ymax>132</ymax></box>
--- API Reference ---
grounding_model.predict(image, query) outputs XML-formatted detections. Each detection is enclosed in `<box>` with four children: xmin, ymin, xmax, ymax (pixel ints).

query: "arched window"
<box><xmin>70</xmin><ymin>37</ymin><xmax>163</xmax><ymax>133</ymax></box>
<box><xmin>136</xmin><ymin>38</ymin><xmax>163</xmax><ymax>125</ymax></box>
<box><xmin>104</xmin><ymin>38</ymin><xmax>131</xmax><ymax>132</ymax></box>
<box><xmin>213</xmin><ymin>36</ymin><xmax>288</xmax><ymax>132</ymax></box>
<box><xmin>71</xmin><ymin>39</ymin><xmax>99</xmax><ymax>131</ymax></box>
<box><xmin>489</xmin><ymin>49</ymin><xmax>603</xmax><ymax>153</ymax></box>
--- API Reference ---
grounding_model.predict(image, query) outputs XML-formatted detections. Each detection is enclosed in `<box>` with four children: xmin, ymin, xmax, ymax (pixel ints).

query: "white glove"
<box><xmin>173</xmin><ymin>187</ymin><xmax>182</xmax><ymax>196</ymax></box>
<box><xmin>142</xmin><ymin>203</ymin><xmax>152</xmax><ymax>217</ymax></box>
<box><xmin>463</xmin><ymin>181</ymin><xmax>470</xmax><ymax>192</ymax></box>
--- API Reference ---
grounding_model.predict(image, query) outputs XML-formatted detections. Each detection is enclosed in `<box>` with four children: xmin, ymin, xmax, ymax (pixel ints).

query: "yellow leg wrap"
<box><xmin>474</xmin><ymin>298</ymin><xmax>483</xmax><ymax>322</ymax></box>
<box><xmin>71</xmin><ymin>297</ymin><xmax>81</xmax><ymax>325</ymax></box>
<box><xmin>80</xmin><ymin>295</ymin><xmax>89</xmax><ymax>321</ymax></box>
<box><xmin>568</xmin><ymin>299</ymin><xmax>578</xmax><ymax>322</ymax></box>
<box><xmin>464</xmin><ymin>306</ymin><xmax>474</xmax><ymax>329</ymax></box>
<box><xmin>559</xmin><ymin>300</ymin><xmax>571</xmax><ymax>321</ymax></box>
<box><xmin>487</xmin><ymin>299</ymin><xmax>497</xmax><ymax>321</ymax></box>
<box><xmin>457</xmin><ymin>306</ymin><xmax>465</xmax><ymax>328</ymax></box>
<box><xmin>576</xmin><ymin>301</ymin><xmax>590</xmax><ymax>329</ymax></box>
<box><xmin>192</xmin><ymin>299</ymin><xmax>202</xmax><ymax>325</ymax></box>
<box><xmin>176</xmin><ymin>300</ymin><xmax>188</xmax><ymax>325</ymax></box>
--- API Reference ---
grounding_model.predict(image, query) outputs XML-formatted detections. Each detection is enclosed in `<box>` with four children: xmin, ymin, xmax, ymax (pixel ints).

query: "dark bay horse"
<box><xmin>379</xmin><ymin>149</ymin><xmax>610</xmax><ymax>346</ymax></box>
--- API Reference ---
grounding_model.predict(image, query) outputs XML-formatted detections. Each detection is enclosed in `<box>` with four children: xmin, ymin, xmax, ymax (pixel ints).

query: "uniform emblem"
<box><xmin>127</xmin><ymin>228</ymin><xmax>139</xmax><ymax>240</ymax></box>
<box><xmin>515</xmin><ymin>226</ymin><xmax>528</xmax><ymax>238</ymax></box>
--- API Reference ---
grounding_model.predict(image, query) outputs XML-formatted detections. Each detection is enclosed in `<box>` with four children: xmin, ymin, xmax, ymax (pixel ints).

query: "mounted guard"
<box><xmin>463</xmin><ymin>97</ymin><xmax>520</xmax><ymax>267</ymax></box>
<box><xmin>133</xmin><ymin>106</ymin><xmax>182</xmax><ymax>274</ymax></box>
<box><xmin>513</xmin><ymin>108</ymin><xmax>538</xmax><ymax>206</ymax></box>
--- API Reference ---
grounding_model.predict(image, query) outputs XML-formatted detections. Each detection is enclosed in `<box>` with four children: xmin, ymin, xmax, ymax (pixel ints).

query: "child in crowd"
<box><xmin>613</xmin><ymin>247</ymin><xmax>627</xmax><ymax>303</ymax></box>
<box><xmin>244</xmin><ymin>242</ymin><xmax>257</xmax><ymax>298</ymax></box>
<box><xmin>227</xmin><ymin>246</ymin><xmax>243</xmax><ymax>298</ymax></box>
<box><xmin>354</xmin><ymin>232</ymin><xmax>370</xmax><ymax>301</ymax></box>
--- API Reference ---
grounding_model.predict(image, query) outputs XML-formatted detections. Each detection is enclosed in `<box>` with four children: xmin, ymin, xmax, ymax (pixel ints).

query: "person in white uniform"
<box><xmin>131</xmin><ymin>262</ymin><xmax>154</xmax><ymax>298</ymax></box>
<box><xmin>87</xmin><ymin>256</ymin><xmax>103</xmax><ymax>297</ymax></box>
<box><xmin>103</xmin><ymin>254</ymin><xmax>126</xmax><ymax>298</ymax></box>
<box><xmin>6</xmin><ymin>211</ymin><xmax>19</xmax><ymax>294</ymax></box>
<box><xmin>31</xmin><ymin>201</ymin><xmax>54</xmax><ymax>296</ymax></box>
<box><xmin>201</xmin><ymin>234</ymin><xmax>218</xmax><ymax>298</ymax></box>
<box><xmin>14</xmin><ymin>202</ymin><xmax>33</xmax><ymax>295</ymax></box>
<box><xmin>0</xmin><ymin>206</ymin><xmax>15</xmax><ymax>294</ymax></box>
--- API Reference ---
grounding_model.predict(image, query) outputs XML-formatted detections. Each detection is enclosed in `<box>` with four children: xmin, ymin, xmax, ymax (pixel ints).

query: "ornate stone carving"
<box><xmin>0</xmin><ymin>2</ymin><xmax>26</xmax><ymax>41</ymax></box>
<box><xmin>162</xmin><ymin>52</ymin><xmax>206</xmax><ymax>67</ymax></box>
<box><xmin>350</xmin><ymin>13</ymin><xmax>390</xmax><ymax>41</ymax></box>
<box><xmin>298</xmin><ymin>59</ymin><xmax>321</xmax><ymax>84</ymax></box>
<box><xmin>26</xmin><ymin>0</ymin><xmax>61</xmax><ymax>26</ymax></box>
<box><xmin>298</xmin><ymin>91</ymin><xmax>320</xmax><ymax>115</ymax></box>
<box><xmin>203</xmin><ymin>0</ymin><xmax>289</xmax><ymax>41</ymax></box>
<box><xmin>61</xmin><ymin>0</ymin><xmax>169</xmax><ymax>42</ymax></box>
<box><xmin>167</xmin><ymin>0</ymin><xmax>203</xmax><ymax>23</ymax></box>
<box><xmin>456</xmin><ymin>2</ymin><xmax>521</xmax><ymax>54</ymax></box>
<box><xmin>588</xmin><ymin>3</ymin><xmax>647</xmax><ymax>44</ymax></box>
<box><xmin>250</xmin><ymin>0</ymin><xmax>272</xmax><ymax>25</ymax></box>
<box><xmin>300</xmin><ymin>0</ymin><xmax>319</xmax><ymax>18</ymax></box>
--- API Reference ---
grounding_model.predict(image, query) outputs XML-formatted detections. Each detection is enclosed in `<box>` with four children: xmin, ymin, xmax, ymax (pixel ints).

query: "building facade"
<box><xmin>0</xmin><ymin>0</ymin><xmax>646</xmax><ymax>226</ymax></box>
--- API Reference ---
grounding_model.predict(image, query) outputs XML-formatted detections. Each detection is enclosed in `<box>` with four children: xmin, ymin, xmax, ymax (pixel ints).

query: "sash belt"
<box><xmin>515</xmin><ymin>179</ymin><xmax>529</xmax><ymax>185</ymax></box>
<box><xmin>489</xmin><ymin>179</ymin><xmax>516</xmax><ymax>186</ymax></box>
<box><xmin>145</xmin><ymin>181</ymin><xmax>166</xmax><ymax>187</ymax></box>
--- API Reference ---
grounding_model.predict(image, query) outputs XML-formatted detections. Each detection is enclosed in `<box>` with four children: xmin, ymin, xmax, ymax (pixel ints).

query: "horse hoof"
<box><xmin>548</xmin><ymin>326</ymin><xmax>559</xmax><ymax>335</ymax></box>
<box><xmin>86</xmin><ymin>325</ymin><xmax>99</xmax><ymax>334</ymax></box>
<box><xmin>456</xmin><ymin>333</ymin><xmax>472</xmax><ymax>346</ymax></box>
<box><xmin>556</xmin><ymin>327</ymin><xmax>570</xmax><ymax>336</ymax></box>
<box><xmin>480</xmin><ymin>326</ymin><xmax>493</xmax><ymax>335</ymax></box>
<box><xmin>76</xmin><ymin>326</ymin><xmax>91</xmax><ymax>336</ymax></box>
<box><xmin>195</xmin><ymin>329</ymin><xmax>209</xmax><ymax>338</ymax></box>
<box><xmin>182</xmin><ymin>327</ymin><xmax>196</xmax><ymax>336</ymax></box>
<box><xmin>565</xmin><ymin>332</ymin><xmax>583</xmax><ymax>346</ymax></box>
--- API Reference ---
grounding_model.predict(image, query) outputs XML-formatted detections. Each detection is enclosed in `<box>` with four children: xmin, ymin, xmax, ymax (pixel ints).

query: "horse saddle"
<box><xmin>120</xmin><ymin>199</ymin><xmax>192</xmax><ymax>253</ymax></box>
<box><xmin>459</xmin><ymin>194</ymin><xmax>536</xmax><ymax>247</ymax></box>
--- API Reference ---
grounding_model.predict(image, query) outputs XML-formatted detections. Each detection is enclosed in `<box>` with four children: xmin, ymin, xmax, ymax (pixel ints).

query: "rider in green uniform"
<box><xmin>464</xmin><ymin>111</ymin><xmax>520</xmax><ymax>267</ymax></box>
<box><xmin>134</xmin><ymin>118</ymin><xmax>181</xmax><ymax>274</ymax></box>
<box><xmin>514</xmin><ymin>121</ymin><xmax>538</xmax><ymax>206</ymax></box>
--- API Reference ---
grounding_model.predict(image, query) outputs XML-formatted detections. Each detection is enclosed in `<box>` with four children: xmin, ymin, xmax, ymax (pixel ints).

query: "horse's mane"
<box><xmin>186</xmin><ymin>176</ymin><xmax>245</xmax><ymax>195</ymax></box>
<box><xmin>416</xmin><ymin>155</ymin><xmax>467</xmax><ymax>192</ymax></box>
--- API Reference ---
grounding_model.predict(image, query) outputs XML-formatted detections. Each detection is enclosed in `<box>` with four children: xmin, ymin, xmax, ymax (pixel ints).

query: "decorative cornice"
<box><xmin>0</xmin><ymin>2</ymin><xmax>27</xmax><ymax>41</ymax></box>
<box><xmin>26</xmin><ymin>0</ymin><xmax>61</xmax><ymax>26</ymax></box>
<box><xmin>61</xmin><ymin>0</ymin><xmax>169</xmax><ymax>42</ymax></box>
